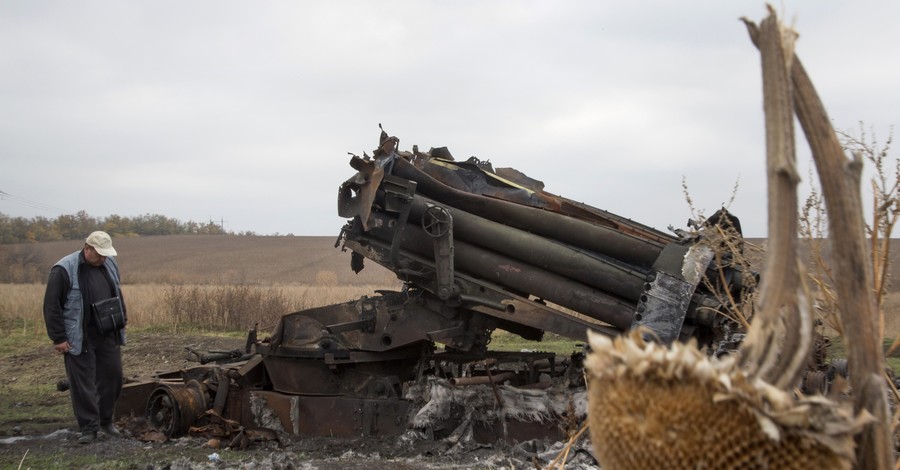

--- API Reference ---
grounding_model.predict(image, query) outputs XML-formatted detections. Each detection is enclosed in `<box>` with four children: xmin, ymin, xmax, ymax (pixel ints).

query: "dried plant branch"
<box><xmin>799</xmin><ymin>181</ymin><xmax>844</xmax><ymax>334</ymax></box>
<box><xmin>744</xmin><ymin>8</ymin><xmax>893</xmax><ymax>469</ymax></box>
<box><xmin>737</xmin><ymin>9</ymin><xmax>812</xmax><ymax>392</ymax></box>
<box><xmin>544</xmin><ymin>422</ymin><xmax>589</xmax><ymax>470</ymax></box>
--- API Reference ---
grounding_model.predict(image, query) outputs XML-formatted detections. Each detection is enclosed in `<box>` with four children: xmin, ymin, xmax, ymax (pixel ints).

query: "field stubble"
<box><xmin>0</xmin><ymin>282</ymin><xmax>397</xmax><ymax>337</ymax></box>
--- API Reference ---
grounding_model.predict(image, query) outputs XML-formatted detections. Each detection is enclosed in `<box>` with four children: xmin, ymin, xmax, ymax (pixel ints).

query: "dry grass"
<box><xmin>880</xmin><ymin>291</ymin><xmax>900</xmax><ymax>338</ymax></box>
<box><xmin>5</xmin><ymin>234</ymin><xmax>900</xmax><ymax>339</ymax></box>
<box><xmin>0</xmin><ymin>283</ymin><xmax>395</xmax><ymax>337</ymax></box>
<box><xmin>0</xmin><ymin>283</ymin><xmax>45</xmax><ymax>336</ymax></box>
<box><xmin>0</xmin><ymin>235</ymin><xmax>402</xmax><ymax>337</ymax></box>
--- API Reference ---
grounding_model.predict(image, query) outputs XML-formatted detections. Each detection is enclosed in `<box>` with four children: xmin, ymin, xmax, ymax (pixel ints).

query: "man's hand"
<box><xmin>53</xmin><ymin>341</ymin><xmax>71</xmax><ymax>354</ymax></box>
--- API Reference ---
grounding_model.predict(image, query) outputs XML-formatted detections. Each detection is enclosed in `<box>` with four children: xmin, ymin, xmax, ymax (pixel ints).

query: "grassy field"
<box><xmin>0</xmin><ymin>283</ymin><xmax>401</xmax><ymax>336</ymax></box>
<box><xmin>0</xmin><ymin>235</ymin><xmax>398</xmax><ymax>333</ymax></box>
<box><xmin>0</xmin><ymin>235</ymin><xmax>574</xmax><ymax>352</ymax></box>
<box><xmin>4</xmin><ymin>234</ymin><xmax>900</xmax><ymax>351</ymax></box>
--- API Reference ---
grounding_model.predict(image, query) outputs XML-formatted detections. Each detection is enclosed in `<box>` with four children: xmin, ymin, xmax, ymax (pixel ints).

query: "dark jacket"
<box><xmin>43</xmin><ymin>250</ymin><xmax>126</xmax><ymax>355</ymax></box>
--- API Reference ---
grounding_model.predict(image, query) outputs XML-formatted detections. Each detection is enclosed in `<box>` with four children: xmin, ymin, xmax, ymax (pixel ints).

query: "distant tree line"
<box><xmin>0</xmin><ymin>211</ymin><xmax>232</xmax><ymax>244</ymax></box>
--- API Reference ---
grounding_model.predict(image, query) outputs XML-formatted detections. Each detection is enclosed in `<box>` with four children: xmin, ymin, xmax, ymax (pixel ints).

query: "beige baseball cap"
<box><xmin>85</xmin><ymin>231</ymin><xmax>117</xmax><ymax>257</ymax></box>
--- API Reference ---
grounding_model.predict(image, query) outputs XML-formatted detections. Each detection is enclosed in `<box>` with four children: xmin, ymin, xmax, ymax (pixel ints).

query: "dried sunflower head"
<box><xmin>585</xmin><ymin>330</ymin><xmax>869</xmax><ymax>470</ymax></box>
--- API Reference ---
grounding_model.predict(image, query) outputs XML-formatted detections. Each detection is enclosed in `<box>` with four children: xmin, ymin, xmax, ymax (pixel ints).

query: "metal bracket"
<box><xmin>382</xmin><ymin>176</ymin><xmax>417</xmax><ymax>268</ymax></box>
<box><xmin>324</xmin><ymin>297</ymin><xmax>378</xmax><ymax>334</ymax></box>
<box><xmin>632</xmin><ymin>244</ymin><xmax>714</xmax><ymax>343</ymax></box>
<box><xmin>422</xmin><ymin>204</ymin><xmax>458</xmax><ymax>302</ymax></box>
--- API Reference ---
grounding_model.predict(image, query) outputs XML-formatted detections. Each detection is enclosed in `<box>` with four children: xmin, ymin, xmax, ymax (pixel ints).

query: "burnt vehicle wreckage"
<box><xmin>115</xmin><ymin>128</ymin><xmax>756</xmax><ymax>450</ymax></box>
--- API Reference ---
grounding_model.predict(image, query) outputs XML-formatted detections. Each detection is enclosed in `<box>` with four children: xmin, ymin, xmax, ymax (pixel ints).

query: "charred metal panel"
<box><xmin>115</xmin><ymin>381</ymin><xmax>158</xmax><ymax>420</ymax></box>
<box><xmin>473</xmin><ymin>419</ymin><xmax>565</xmax><ymax>444</ymax></box>
<box><xmin>251</xmin><ymin>391</ymin><xmax>411</xmax><ymax>438</ymax></box>
<box><xmin>633</xmin><ymin>244</ymin><xmax>716</xmax><ymax>343</ymax></box>
<box><xmin>338</xmin><ymin>155</ymin><xmax>386</xmax><ymax>231</ymax></box>
<box><xmin>268</xmin><ymin>292</ymin><xmax>485</xmax><ymax>355</ymax></box>
<box><xmin>471</xmin><ymin>301</ymin><xmax>620</xmax><ymax>342</ymax></box>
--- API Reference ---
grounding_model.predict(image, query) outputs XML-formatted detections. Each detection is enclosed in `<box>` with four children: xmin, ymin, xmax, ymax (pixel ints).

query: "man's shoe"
<box><xmin>77</xmin><ymin>431</ymin><xmax>97</xmax><ymax>444</ymax></box>
<box><xmin>100</xmin><ymin>423</ymin><xmax>122</xmax><ymax>438</ymax></box>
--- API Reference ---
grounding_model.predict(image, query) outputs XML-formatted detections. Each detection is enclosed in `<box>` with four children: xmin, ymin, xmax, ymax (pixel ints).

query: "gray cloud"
<box><xmin>2</xmin><ymin>1</ymin><xmax>897</xmax><ymax>237</ymax></box>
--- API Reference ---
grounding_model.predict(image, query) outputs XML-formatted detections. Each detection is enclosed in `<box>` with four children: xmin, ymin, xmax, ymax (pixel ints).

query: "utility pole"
<box><xmin>208</xmin><ymin>217</ymin><xmax>227</xmax><ymax>234</ymax></box>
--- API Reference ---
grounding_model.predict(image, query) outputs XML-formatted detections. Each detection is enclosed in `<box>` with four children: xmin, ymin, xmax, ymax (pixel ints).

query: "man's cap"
<box><xmin>85</xmin><ymin>231</ymin><xmax>117</xmax><ymax>257</ymax></box>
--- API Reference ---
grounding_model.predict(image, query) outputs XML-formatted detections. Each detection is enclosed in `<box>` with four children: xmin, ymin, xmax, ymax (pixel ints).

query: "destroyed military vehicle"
<box><xmin>115</xmin><ymin>127</ymin><xmax>752</xmax><ymax>446</ymax></box>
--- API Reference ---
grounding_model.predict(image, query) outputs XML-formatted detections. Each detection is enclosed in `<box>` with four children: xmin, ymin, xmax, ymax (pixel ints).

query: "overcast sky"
<box><xmin>1</xmin><ymin>1</ymin><xmax>897</xmax><ymax>237</ymax></box>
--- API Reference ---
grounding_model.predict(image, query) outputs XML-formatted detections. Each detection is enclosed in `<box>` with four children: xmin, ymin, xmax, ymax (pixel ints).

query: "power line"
<box><xmin>0</xmin><ymin>190</ymin><xmax>71</xmax><ymax>214</ymax></box>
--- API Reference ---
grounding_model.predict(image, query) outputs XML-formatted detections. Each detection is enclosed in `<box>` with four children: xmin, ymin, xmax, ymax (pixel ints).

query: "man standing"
<box><xmin>43</xmin><ymin>231</ymin><xmax>126</xmax><ymax>444</ymax></box>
